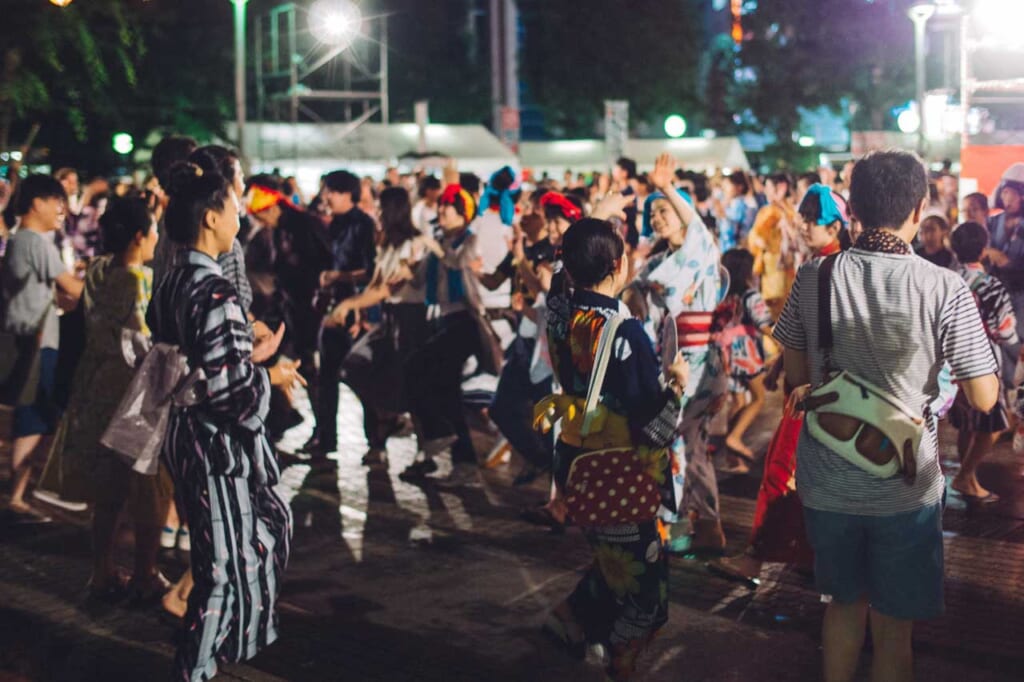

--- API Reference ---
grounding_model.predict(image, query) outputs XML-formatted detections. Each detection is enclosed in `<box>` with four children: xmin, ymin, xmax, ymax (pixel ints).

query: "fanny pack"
<box><xmin>799</xmin><ymin>254</ymin><xmax>924</xmax><ymax>483</ymax></box>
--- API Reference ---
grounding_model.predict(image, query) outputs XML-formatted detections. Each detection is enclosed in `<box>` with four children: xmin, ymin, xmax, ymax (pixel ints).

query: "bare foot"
<box><xmin>952</xmin><ymin>476</ymin><xmax>993</xmax><ymax>500</ymax></box>
<box><xmin>724</xmin><ymin>437</ymin><xmax>755</xmax><ymax>461</ymax></box>
<box><xmin>162</xmin><ymin>588</ymin><xmax>187</xmax><ymax>619</ymax></box>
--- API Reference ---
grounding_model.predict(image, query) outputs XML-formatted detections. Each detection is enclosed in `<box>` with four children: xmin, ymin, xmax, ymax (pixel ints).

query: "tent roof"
<box><xmin>229</xmin><ymin>122</ymin><xmax>518</xmax><ymax>168</ymax></box>
<box><xmin>519</xmin><ymin>137</ymin><xmax>751</xmax><ymax>175</ymax></box>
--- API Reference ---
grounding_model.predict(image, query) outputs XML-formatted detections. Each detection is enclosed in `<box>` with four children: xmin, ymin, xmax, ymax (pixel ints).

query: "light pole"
<box><xmin>233</xmin><ymin>0</ymin><xmax>248</xmax><ymax>164</ymax></box>
<box><xmin>909</xmin><ymin>3</ymin><xmax>936</xmax><ymax>157</ymax></box>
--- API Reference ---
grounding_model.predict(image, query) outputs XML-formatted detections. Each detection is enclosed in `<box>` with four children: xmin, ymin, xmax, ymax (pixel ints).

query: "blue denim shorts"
<box><xmin>13</xmin><ymin>348</ymin><xmax>60</xmax><ymax>438</ymax></box>
<box><xmin>802</xmin><ymin>503</ymin><xmax>944</xmax><ymax>620</ymax></box>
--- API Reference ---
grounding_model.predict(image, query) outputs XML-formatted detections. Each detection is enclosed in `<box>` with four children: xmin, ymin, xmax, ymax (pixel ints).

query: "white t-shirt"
<box><xmin>376</xmin><ymin>237</ymin><xmax>425</xmax><ymax>304</ymax></box>
<box><xmin>411</xmin><ymin>200</ymin><xmax>438</xmax><ymax>235</ymax></box>
<box><xmin>471</xmin><ymin>210</ymin><xmax>511</xmax><ymax>309</ymax></box>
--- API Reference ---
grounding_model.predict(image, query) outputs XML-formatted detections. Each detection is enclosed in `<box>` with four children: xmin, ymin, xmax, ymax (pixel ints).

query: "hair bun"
<box><xmin>165</xmin><ymin>161</ymin><xmax>207</xmax><ymax>197</ymax></box>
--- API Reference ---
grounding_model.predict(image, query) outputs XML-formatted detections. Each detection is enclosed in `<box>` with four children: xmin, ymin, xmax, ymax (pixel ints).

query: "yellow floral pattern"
<box><xmin>594</xmin><ymin>542</ymin><xmax>645</xmax><ymax>597</ymax></box>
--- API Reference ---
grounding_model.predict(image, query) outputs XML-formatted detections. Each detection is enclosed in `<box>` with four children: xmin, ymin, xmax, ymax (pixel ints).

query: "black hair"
<box><xmin>459</xmin><ymin>172</ymin><xmax>481</xmax><ymax>196</ymax></box>
<box><xmin>798</xmin><ymin>189</ymin><xmax>824</xmax><ymax>225</ymax></box>
<box><xmin>418</xmin><ymin>175</ymin><xmax>441</xmax><ymax>199</ymax></box>
<box><xmin>798</xmin><ymin>171</ymin><xmax>822</xmax><ymax>187</ymax></box>
<box><xmin>561</xmin><ymin>218</ymin><xmax>624</xmax><ymax>288</ymax></box>
<box><xmin>767</xmin><ymin>172</ymin><xmax>791</xmax><ymax>196</ymax></box>
<box><xmin>726</xmin><ymin>171</ymin><xmax>749</xmax><ymax>196</ymax></box>
<box><xmin>247</xmin><ymin>173</ymin><xmax>283</xmax><ymax>193</ymax></box>
<box><xmin>849</xmin><ymin>150</ymin><xmax>928</xmax><ymax>231</ymax></box>
<box><xmin>190</xmin><ymin>145</ymin><xmax>240</xmax><ymax>188</ymax></box>
<box><xmin>721</xmin><ymin>248</ymin><xmax>755</xmax><ymax>296</ymax></box>
<box><xmin>950</xmin><ymin>221</ymin><xmax>989</xmax><ymax>263</ymax></box>
<box><xmin>964</xmin><ymin>191</ymin><xmax>989</xmax><ymax>214</ymax></box>
<box><xmin>151</xmin><ymin>135</ymin><xmax>198</xmax><ymax>190</ymax></box>
<box><xmin>323</xmin><ymin>170</ymin><xmax>361</xmax><ymax>204</ymax></box>
<box><xmin>616</xmin><ymin>157</ymin><xmax>637</xmax><ymax>180</ymax></box>
<box><xmin>920</xmin><ymin>214</ymin><xmax>950</xmax><ymax>234</ymax></box>
<box><xmin>164</xmin><ymin>162</ymin><xmax>233</xmax><ymax>245</ymax></box>
<box><xmin>13</xmin><ymin>174</ymin><xmax>67</xmax><ymax>216</ymax></box>
<box><xmin>99</xmin><ymin>195</ymin><xmax>153</xmax><ymax>254</ymax></box>
<box><xmin>379</xmin><ymin>187</ymin><xmax>419</xmax><ymax>248</ymax></box>
<box><xmin>685</xmin><ymin>171</ymin><xmax>711</xmax><ymax>203</ymax></box>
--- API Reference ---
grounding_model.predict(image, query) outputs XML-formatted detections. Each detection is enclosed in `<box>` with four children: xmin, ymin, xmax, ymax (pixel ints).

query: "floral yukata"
<box><xmin>631</xmin><ymin>210</ymin><xmax>727</xmax><ymax>526</ymax></box>
<box><xmin>148</xmin><ymin>250</ymin><xmax>292</xmax><ymax>682</ymax></box>
<box><xmin>543</xmin><ymin>288</ymin><xmax>683</xmax><ymax>678</ymax></box>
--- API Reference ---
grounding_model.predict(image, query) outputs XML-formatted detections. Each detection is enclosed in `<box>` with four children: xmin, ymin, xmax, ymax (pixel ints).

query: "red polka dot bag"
<box><xmin>563</xmin><ymin>316</ymin><xmax>663</xmax><ymax>528</ymax></box>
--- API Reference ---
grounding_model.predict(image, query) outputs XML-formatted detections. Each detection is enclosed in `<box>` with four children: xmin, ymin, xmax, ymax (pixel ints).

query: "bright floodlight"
<box><xmin>797</xmin><ymin>136</ymin><xmax>816</xmax><ymax>148</ymax></box>
<box><xmin>664</xmin><ymin>115</ymin><xmax>687</xmax><ymax>138</ymax></box>
<box><xmin>309</xmin><ymin>0</ymin><xmax>362</xmax><ymax>48</ymax></box>
<box><xmin>974</xmin><ymin>0</ymin><xmax>1024</xmax><ymax>46</ymax></box>
<box><xmin>898</xmin><ymin>109</ymin><xmax>922</xmax><ymax>134</ymax></box>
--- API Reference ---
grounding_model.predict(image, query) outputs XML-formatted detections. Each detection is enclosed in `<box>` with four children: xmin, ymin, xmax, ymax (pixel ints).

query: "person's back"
<box><xmin>774</xmin><ymin>150</ymin><xmax>999</xmax><ymax>682</ymax></box>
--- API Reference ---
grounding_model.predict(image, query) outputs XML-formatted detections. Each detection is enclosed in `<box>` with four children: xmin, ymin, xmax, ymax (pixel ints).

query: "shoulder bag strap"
<box><xmin>581</xmin><ymin>314</ymin><xmax>624</xmax><ymax>437</ymax></box>
<box><xmin>817</xmin><ymin>253</ymin><xmax>839</xmax><ymax>371</ymax></box>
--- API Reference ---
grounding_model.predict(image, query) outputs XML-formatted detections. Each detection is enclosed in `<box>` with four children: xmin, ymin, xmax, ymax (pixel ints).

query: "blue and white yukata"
<box><xmin>631</xmin><ymin>211</ymin><xmax>727</xmax><ymax>524</ymax></box>
<box><xmin>149</xmin><ymin>250</ymin><xmax>292</xmax><ymax>682</ymax></box>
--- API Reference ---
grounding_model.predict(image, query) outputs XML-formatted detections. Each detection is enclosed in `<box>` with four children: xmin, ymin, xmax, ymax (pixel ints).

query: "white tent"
<box><xmin>227</xmin><ymin>122</ymin><xmax>520</xmax><ymax>196</ymax></box>
<box><xmin>519</xmin><ymin>137</ymin><xmax>751</xmax><ymax>178</ymax></box>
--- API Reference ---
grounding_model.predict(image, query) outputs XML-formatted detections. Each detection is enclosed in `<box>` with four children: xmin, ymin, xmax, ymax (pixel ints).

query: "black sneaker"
<box><xmin>398</xmin><ymin>458</ymin><xmax>439</xmax><ymax>481</ymax></box>
<box><xmin>300</xmin><ymin>436</ymin><xmax>337</xmax><ymax>457</ymax></box>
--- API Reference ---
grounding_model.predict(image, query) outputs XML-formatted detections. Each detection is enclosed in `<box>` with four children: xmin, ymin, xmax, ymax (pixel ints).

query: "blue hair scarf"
<box><xmin>481</xmin><ymin>166</ymin><xmax>521</xmax><ymax>226</ymax></box>
<box><xmin>642</xmin><ymin>188</ymin><xmax>694</xmax><ymax>238</ymax></box>
<box><xmin>803</xmin><ymin>183</ymin><xmax>848</xmax><ymax>227</ymax></box>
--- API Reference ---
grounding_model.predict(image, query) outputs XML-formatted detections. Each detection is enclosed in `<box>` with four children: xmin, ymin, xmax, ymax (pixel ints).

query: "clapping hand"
<box><xmin>251</xmin><ymin>322</ymin><xmax>285</xmax><ymax>364</ymax></box>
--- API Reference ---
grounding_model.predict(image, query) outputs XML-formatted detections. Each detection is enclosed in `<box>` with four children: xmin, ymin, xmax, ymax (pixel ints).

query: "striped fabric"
<box><xmin>148</xmin><ymin>249</ymin><xmax>291</xmax><ymax>682</ymax></box>
<box><xmin>773</xmin><ymin>249</ymin><xmax>998</xmax><ymax>516</ymax></box>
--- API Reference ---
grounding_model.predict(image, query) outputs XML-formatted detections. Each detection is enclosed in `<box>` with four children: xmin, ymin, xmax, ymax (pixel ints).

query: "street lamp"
<box><xmin>308</xmin><ymin>0</ymin><xmax>362</xmax><ymax>48</ymax></box>
<box><xmin>233</xmin><ymin>0</ymin><xmax>247</xmax><ymax>165</ymax></box>
<box><xmin>909</xmin><ymin>3</ymin><xmax>936</xmax><ymax>157</ymax></box>
<box><xmin>49</xmin><ymin>0</ymin><xmax>73</xmax><ymax>6</ymax></box>
<box><xmin>664</xmin><ymin>115</ymin><xmax>687</xmax><ymax>138</ymax></box>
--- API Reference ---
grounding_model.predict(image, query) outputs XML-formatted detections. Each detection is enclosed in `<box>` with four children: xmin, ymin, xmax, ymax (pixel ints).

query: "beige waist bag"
<box><xmin>800</xmin><ymin>254</ymin><xmax>924</xmax><ymax>483</ymax></box>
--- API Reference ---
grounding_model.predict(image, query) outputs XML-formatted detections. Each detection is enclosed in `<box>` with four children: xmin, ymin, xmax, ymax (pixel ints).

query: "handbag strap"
<box><xmin>816</xmin><ymin>253</ymin><xmax>840</xmax><ymax>372</ymax></box>
<box><xmin>581</xmin><ymin>314</ymin><xmax>624</xmax><ymax>437</ymax></box>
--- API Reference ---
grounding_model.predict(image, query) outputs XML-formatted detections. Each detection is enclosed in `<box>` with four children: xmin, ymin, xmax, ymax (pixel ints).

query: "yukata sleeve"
<box><xmin>772</xmin><ymin>264</ymin><xmax>807</xmax><ymax>350</ymax></box>
<box><xmin>940</xmin><ymin>279</ymin><xmax>999</xmax><ymax>381</ymax></box>
<box><xmin>991</xmin><ymin>282</ymin><xmax>1020</xmax><ymax>347</ymax></box>
<box><xmin>197</xmin><ymin>278</ymin><xmax>270</xmax><ymax>431</ymax></box>
<box><xmin>613</xmin><ymin>319</ymin><xmax>682</xmax><ymax>448</ymax></box>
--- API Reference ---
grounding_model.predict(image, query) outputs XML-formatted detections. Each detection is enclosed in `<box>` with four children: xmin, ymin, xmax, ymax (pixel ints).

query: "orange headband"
<box><xmin>247</xmin><ymin>185</ymin><xmax>285</xmax><ymax>214</ymax></box>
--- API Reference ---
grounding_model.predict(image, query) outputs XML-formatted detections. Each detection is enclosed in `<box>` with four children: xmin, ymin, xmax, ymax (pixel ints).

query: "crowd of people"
<box><xmin>1</xmin><ymin>138</ymin><xmax>1021</xmax><ymax>681</ymax></box>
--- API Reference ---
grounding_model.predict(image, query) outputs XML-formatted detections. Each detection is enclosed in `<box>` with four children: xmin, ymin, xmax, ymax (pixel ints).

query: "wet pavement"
<box><xmin>1</xmin><ymin>384</ymin><xmax>1023</xmax><ymax>681</ymax></box>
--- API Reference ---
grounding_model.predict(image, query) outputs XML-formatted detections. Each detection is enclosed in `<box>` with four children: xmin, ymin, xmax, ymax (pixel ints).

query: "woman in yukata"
<box><xmin>624</xmin><ymin>154</ymin><xmax>729</xmax><ymax>556</ymax></box>
<box><xmin>148</xmin><ymin>161</ymin><xmax>301</xmax><ymax>681</ymax></box>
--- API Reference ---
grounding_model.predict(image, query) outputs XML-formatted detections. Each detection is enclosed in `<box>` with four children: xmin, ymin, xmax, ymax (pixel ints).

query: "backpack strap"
<box><xmin>817</xmin><ymin>254</ymin><xmax>840</xmax><ymax>371</ymax></box>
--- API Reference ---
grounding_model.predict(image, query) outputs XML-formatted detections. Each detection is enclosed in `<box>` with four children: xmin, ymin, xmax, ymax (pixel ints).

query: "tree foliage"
<box><xmin>518</xmin><ymin>0</ymin><xmax>702</xmax><ymax>138</ymax></box>
<box><xmin>0</xmin><ymin>0</ymin><xmax>142</xmax><ymax>151</ymax></box>
<box><xmin>735</xmin><ymin>0</ymin><xmax>915</xmax><ymax>156</ymax></box>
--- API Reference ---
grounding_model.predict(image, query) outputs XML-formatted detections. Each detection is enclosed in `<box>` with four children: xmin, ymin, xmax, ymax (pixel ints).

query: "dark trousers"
<box><xmin>490</xmin><ymin>336</ymin><xmax>553</xmax><ymax>469</ymax></box>
<box><xmin>405</xmin><ymin>311</ymin><xmax>481</xmax><ymax>464</ymax></box>
<box><xmin>316</xmin><ymin>325</ymin><xmax>354</xmax><ymax>447</ymax></box>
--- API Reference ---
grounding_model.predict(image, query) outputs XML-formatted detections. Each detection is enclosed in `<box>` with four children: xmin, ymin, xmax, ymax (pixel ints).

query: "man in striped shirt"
<box><xmin>773</xmin><ymin>150</ymin><xmax>999</xmax><ymax>682</ymax></box>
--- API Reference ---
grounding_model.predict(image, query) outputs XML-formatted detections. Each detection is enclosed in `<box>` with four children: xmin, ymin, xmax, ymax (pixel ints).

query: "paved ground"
<box><xmin>2</xmin><ymin>384</ymin><xmax>1023</xmax><ymax>681</ymax></box>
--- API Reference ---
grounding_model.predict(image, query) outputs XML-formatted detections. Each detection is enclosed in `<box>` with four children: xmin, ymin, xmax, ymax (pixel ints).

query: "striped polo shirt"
<box><xmin>773</xmin><ymin>248</ymin><xmax>998</xmax><ymax>515</ymax></box>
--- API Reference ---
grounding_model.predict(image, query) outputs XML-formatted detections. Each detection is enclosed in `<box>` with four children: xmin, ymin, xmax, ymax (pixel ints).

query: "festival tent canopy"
<box><xmin>518</xmin><ymin>137</ymin><xmax>751</xmax><ymax>178</ymax></box>
<box><xmin>226</xmin><ymin>122</ymin><xmax>520</xmax><ymax>195</ymax></box>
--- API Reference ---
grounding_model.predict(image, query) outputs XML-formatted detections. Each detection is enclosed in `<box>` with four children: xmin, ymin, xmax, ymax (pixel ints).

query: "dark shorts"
<box><xmin>13</xmin><ymin>348</ymin><xmax>60</xmax><ymax>438</ymax></box>
<box><xmin>803</xmin><ymin>503</ymin><xmax>944</xmax><ymax>620</ymax></box>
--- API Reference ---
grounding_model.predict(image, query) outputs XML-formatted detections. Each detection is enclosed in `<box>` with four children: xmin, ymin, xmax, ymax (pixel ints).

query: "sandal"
<box><xmin>87</xmin><ymin>569</ymin><xmax>133</xmax><ymax>604</ymax></box>
<box><xmin>129</xmin><ymin>572</ymin><xmax>172</xmax><ymax>606</ymax></box>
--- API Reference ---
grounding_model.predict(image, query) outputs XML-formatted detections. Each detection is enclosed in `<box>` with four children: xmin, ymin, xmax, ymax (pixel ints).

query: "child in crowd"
<box><xmin>715</xmin><ymin>249</ymin><xmax>774</xmax><ymax>473</ymax></box>
<box><xmin>916</xmin><ymin>214</ymin><xmax>958</xmax><ymax>269</ymax></box>
<box><xmin>948</xmin><ymin>221</ymin><xmax>1018</xmax><ymax>503</ymax></box>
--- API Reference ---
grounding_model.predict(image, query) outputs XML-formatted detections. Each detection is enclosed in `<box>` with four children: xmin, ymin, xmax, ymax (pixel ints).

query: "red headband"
<box><xmin>540</xmin><ymin>192</ymin><xmax>582</xmax><ymax>222</ymax></box>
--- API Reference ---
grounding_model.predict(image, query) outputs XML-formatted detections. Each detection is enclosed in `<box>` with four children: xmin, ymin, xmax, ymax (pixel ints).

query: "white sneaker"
<box><xmin>160</xmin><ymin>526</ymin><xmax>179</xmax><ymax>549</ymax></box>
<box><xmin>32</xmin><ymin>489</ymin><xmax>88</xmax><ymax>513</ymax></box>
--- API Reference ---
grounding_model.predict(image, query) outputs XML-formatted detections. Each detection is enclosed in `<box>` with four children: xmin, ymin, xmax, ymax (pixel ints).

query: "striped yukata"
<box><xmin>148</xmin><ymin>249</ymin><xmax>291</xmax><ymax>682</ymax></box>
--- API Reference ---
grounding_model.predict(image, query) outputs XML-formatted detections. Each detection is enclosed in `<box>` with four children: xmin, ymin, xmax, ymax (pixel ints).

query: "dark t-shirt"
<box><xmin>915</xmin><ymin>246</ymin><xmax>957</xmax><ymax>270</ymax></box>
<box><xmin>327</xmin><ymin>207</ymin><xmax>377</xmax><ymax>300</ymax></box>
